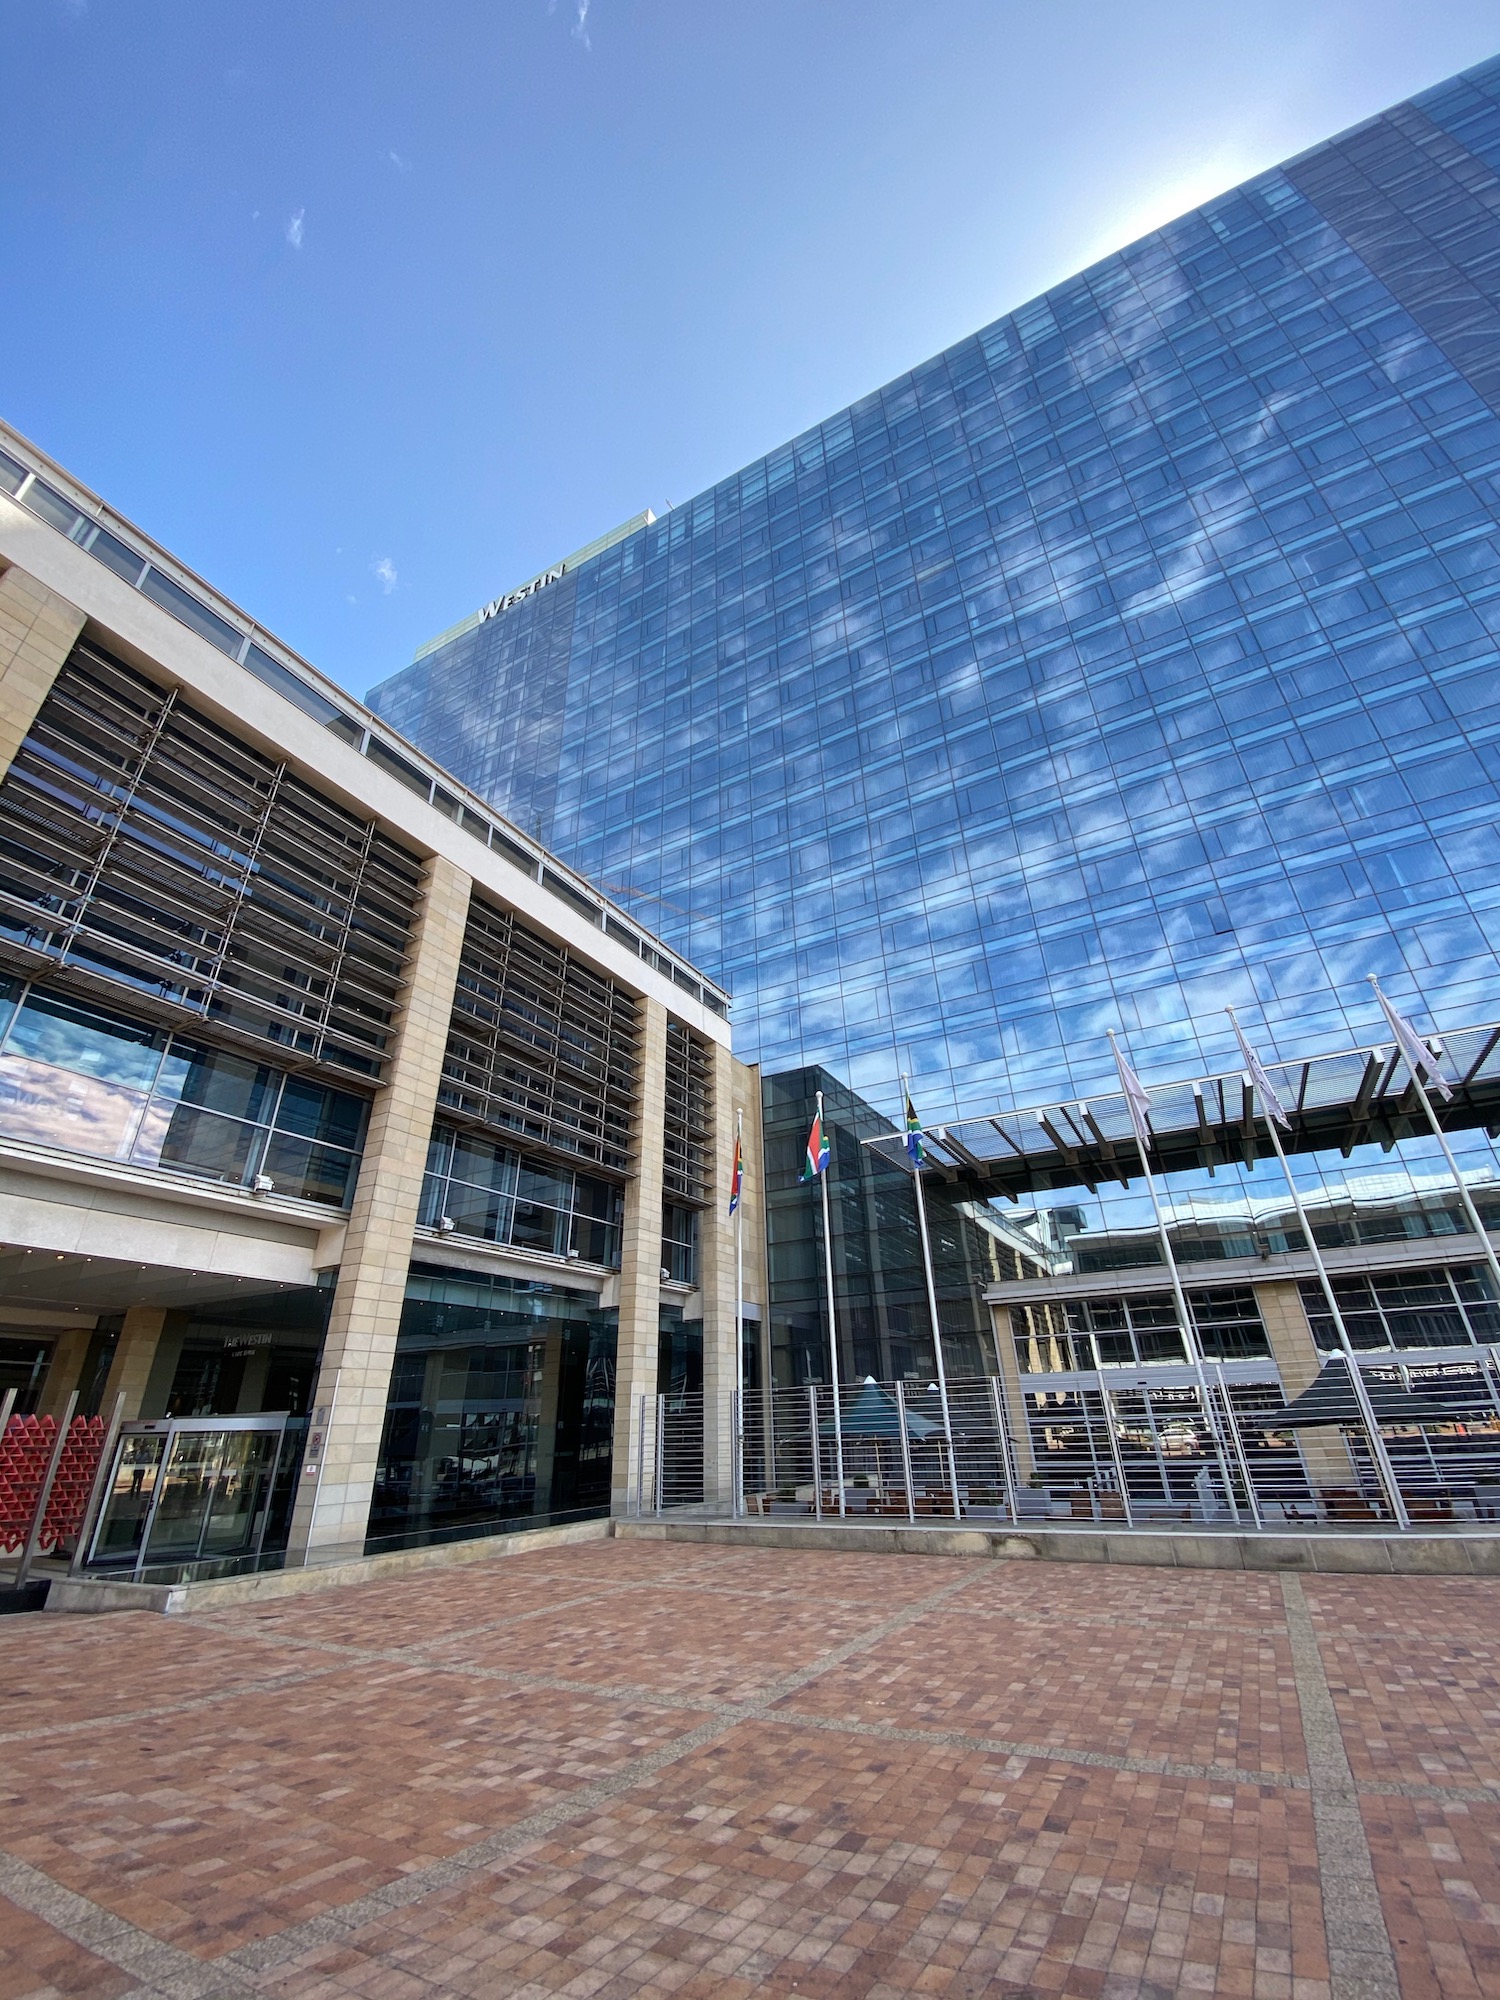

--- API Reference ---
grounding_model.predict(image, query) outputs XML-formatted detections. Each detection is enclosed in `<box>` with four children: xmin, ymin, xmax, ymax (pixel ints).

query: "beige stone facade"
<box><xmin>609</xmin><ymin>995</ymin><xmax>669</xmax><ymax>1513</ymax></box>
<box><xmin>0</xmin><ymin>434</ymin><xmax>746</xmax><ymax>1568</ymax></box>
<box><xmin>286</xmin><ymin>857</ymin><xmax>473</xmax><ymax>1558</ymax></box>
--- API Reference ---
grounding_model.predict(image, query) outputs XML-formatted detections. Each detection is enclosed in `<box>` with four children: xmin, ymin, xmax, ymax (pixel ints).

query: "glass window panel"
<box><xmin>242</xmin><ymin>642</ymin><xmax>354</xmax><ymax>732</ymax></box>
<box><xmin>260</xmin><ymin>1131</ymin><xmax>358</xmax><ymax>1206</ymax></box>
<box><xmin>138</xmin><ymin>566</ymin><xmax>244</xmax><ymax>658</ymax></box>
<box><xmin>516</xmin><ymin>1161</ymin><xmax>572</xmax><ymax>1209</ymax></box>
<box><xmin>418</xmin><ymin>1170</ymin><xmax>447</xmax><ymax>1226</ymax></box>
<box><xmin>574</xmin><ymin>1212</ymin><xmax>621</xmax><ymax>1265</ymax></box>
<box><xmin>86</xmin><ymin>526</ymin><xmax>147</xmax><ymax>584</ymax></box>
<box><xmin>450</xmin><ymin>1133</ymin><xmax>517</xmax><ymax>1192</ymax></box>
<box><xmin>22</xmin><ymin>478</ymin><xmax>84</xmax><ymax>536</ymax></box>
<box><xmin>0</xmin><ymin>448</ymin><xmax>26</xmax><ymax>495</ymax></box>
<box><xmin>573</xmin><ymin>1172</ymin><xmax>618</xmax><ymax>1222</ymax></box>
<box><xmin>5</xmin><ymin>991</ymin><xmax>164</xmax><ymax>1090</ymax></box>
<box><xmin>445</xmin><ymin>1186</ymin><xmax>513</xmax><ymax>1239</ymax></box>
<box><xmin>0</xmin><ymin>1052</ymin><xmax>147</xmax><ymax>1159</ymax></box>
<box><xmin>274</xmin><ymin>1076</ymin><xmax>368</xmax><ymax>1149</ymax></box>
<box><xmin>510</xmin><ymin>1197</ymin><xmax>567</xmax><ymax>1255</ymax></box>
<box><xmin>152</xmin><ymin>1041</ymin><xmax>278</xmax><ymax>1123</ymax></box>
<box><xmin>144</xmin><ymin>1103</ymin><xmax>259</xmax><ymax>1183</ymax></box>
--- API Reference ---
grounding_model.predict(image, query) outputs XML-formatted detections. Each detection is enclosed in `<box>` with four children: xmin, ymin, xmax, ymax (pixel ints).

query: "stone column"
<box><xmin>697</xmin><ymin>1035</ymin><xmax>739</xmax><ymax>1505</ymax></box>
<box><xmin>35</xmin><ymin>1323</ymin><xmax>96</xmax><ymax>1420</ymax></box>
<box><xmin>993</xmin><ymin>1305</ymin><xmax>1037</xmax><ymax>1481</ymax></box>
<box><xmin>98</xmin><ymin>1307</ymin><xmax>170</xmax><ymax>1421</ymax></box>
<box><xmin>610</xmin><ymin>993</ymin><xmax>667</xmax><ymax>1513</ymax></box>
<box><xmin>287</xmin><ymin>856</ymin><xmax>471</xmax><ymax>1559</ymax></box>
<box><xmin>1256</xmin><ymin>1278</ymin><xmax>1359</xmax><ymax>1491</ymax></box>
<box><xmin>0</xmin><ymin>565</ymin><xmax>84</xmax><ymax>775</ymax></box>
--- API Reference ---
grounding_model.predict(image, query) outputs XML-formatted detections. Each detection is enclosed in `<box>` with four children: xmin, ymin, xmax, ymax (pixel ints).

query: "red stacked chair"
<box><xmin>39</xmin><ymin>1414</ymin><xmax>109</xmax><ymax>1551</ymax></box>
<box><xmin>0</xmin><ymin>1414</ymin><xmax>57</xmax><ymax>1554</ymax></box>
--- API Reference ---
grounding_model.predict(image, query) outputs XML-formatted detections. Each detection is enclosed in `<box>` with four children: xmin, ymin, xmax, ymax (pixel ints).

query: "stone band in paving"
<box><xmin>1</xmin><ymin>1539</ymin><xmax>1497</xmax><ymax>1998</ymax></box>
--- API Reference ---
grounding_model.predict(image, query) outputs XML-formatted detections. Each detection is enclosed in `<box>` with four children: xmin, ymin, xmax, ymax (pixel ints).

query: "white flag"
<box><xmin>1109</xmin><ymin>1032</ymin><xmax>1154</xmax><ymax>1152</ymax></box>
<box><xmin>1227</xmin><ymin>1008</ymin><xmax>1291</xmax><ymax>1130</ymax></box>
<box><xmin>1369</xmin><ymin>978</ymin><xmax>1454</xmax><ymax>1102</ymax></box>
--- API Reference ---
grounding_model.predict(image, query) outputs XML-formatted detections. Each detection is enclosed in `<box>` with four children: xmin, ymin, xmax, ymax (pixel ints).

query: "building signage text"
<box><xmin>479</xmin><ymin>563</ymin><xmax>566</xmax><ymax>622</ymax></box>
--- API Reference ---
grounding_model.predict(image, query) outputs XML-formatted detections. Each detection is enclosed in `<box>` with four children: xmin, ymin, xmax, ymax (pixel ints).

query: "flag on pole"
<box><xmin>1370</xmin><ymin>977</ymin><xmax>1454</xmax><ymax>1101</ymax></box>
<box><xmin>728</xmin><ymin>1130</ymin><xmax>743</xmax><ymax>1216</ymax></box>
<box><xmin>903</xmin><ymin>1085</ymin><xmax>925</xmax><ymax>1167</ymax></box>
<box><xmin>801</xmin><ymin>1100</ymin><xmax>830</xmax><ymax>1181</ymax></box>
<box><xmin>1109</xmin><ymin>1031</ymin><xmax>1155</xmax><ymax>1152</ymax></box>
<box><xmin>1226</xmin><ymin>1008</ymin><xmax>1292</xmax><ymax>1130</ymax></box>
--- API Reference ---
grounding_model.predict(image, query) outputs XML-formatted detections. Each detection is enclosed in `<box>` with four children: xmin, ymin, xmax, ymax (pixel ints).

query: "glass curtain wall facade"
<box><xmin>762</xmin><ymin>1067</ymin><xmax>1026</xmax><ymax>1388</ymax></box>
<box><xmin>374</xmin><ymin>55</ymin><xmax>1500</xmax><ymax>1127</ymax></box>
<box><xmin>369</xmin><ymin>1264</ymin><xmax>617</xmax><ymax>1549</ymax></box>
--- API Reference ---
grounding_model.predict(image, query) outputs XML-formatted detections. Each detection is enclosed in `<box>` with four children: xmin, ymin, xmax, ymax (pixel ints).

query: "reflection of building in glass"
<box><xmin>761</xmin><ymin>1067</ymin><xmax>1048</xmax><ymax>1388</ymax></box>
<box><xmin>377</xmin><ymin>55</ymin><xmax>1500</xmax><ymax>1130</ymax></box>
<box><xmin>0</xmin><ymin>414</ymin><xmax>748</xmax><ymax>1576</ymax></box>
<box><xmin>371</xmin><ymin>1265</ymin><xmax>617</xmax><ymax>1546</ymax></box>
<box><xmin>862</xmin><ymin>1028</ymin><xmax>1500</xmax><ymax>1510</ymax></box>
<box><xmin>368</xmin><ymin>55</ymin><xmax>1500</xmax><ymax>1457</ymax></box>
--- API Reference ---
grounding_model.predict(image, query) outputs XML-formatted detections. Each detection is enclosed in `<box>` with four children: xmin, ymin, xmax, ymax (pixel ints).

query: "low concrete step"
<box><xmin>616</xmin><ymin>1515</ymin><xmax>1500</xmax><ymax>1574</ymax></box>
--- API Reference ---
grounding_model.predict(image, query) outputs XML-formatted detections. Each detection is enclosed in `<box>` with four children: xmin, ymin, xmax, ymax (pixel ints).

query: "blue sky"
<box><xmin>3</xmin><ymin>0</ymin><xmax>1498</xmax><ymax>700</ymax></box>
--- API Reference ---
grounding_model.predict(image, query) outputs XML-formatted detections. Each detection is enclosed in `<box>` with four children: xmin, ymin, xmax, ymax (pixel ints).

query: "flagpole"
<box><xmin>1227</xmin><ymin>1008</ymin><xmax>1409</xmax><ymax>1531</ymax></box>
<box><xmin>734</xmin><ymin>1106</ymin><xmax>745</xmax><ymax>1518</ymax></box>
<box><xmin>1369</xmin><ymin>976</ymin><xmax>1500</xmax><ymax>1306</ymax></box>
<box><xmin>1107</xmin><ymin>1029</ymin><xmax>1241</xmax><ymax>1524</ymax></box>
<box><xmin>904</xmin><ymin>1073</ymin><xmax>959</xmax><ymax>1520</ymax></box>
<box><xmin>815</xmin><ymin>1091</ymin><xmax>846</xmax><ymax>1515</ymax></box>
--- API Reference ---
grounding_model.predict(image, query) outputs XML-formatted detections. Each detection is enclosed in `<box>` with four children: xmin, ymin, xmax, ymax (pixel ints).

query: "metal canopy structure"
<box><xmin>866</xmin><ymin>1020</ymin><xmax>1500</xmax><ymax>1202</ymax></box>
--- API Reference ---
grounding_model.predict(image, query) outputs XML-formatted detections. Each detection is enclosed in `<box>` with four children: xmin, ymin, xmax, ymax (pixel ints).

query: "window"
<box><xmin>138</xmin><ymin>566</ymin><xmax>244</xmax><ymax>658</ymax></box>
<box><xmin>0</xmin><ymin>981</ymin><xmax>367</xmax><ymax>1204</ymax></box>
<box><xmin>242</xmin><ymin>644</ymin><xmax>363</xmax><ymax>743</ymax></box>
<box><xmin>420</xmin><ymin>1124</ymin><xmax>623</xmax><ymax>1266</ymax></box>
<box><xmin>661</xmin><ymin>1202</ymin><xmax>699</xmax><ymax>1286</ymax></box>
<box><xmin>1017</xmin><ymin>1286</ymin><xmax>1270</xmax><ymax>1372</ymax></box>
<box><xmin>1300</xmin><ymin>1264</ymin><xmax>1500</xmax><ymax>1352</ymax></box>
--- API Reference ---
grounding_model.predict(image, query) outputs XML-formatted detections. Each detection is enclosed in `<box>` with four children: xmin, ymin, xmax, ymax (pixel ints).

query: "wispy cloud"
<box><xmin>386</xmin><ymin>149</ymin><xmax>411</xmax><ymax>172</ymax></box>
<box><xmin>573</xmin><ymin>0</ymin><xmax>591</xmax><ymax>50</ymax></box>
<box><xmin>372</xmin><ymin>556</ymin><xmax>398</xmax><ymax>595</ymax></box>
<box><xmin>285</xmin><ymin>207</ymin><xmax>305</xmax><ymax>250</ymax></box>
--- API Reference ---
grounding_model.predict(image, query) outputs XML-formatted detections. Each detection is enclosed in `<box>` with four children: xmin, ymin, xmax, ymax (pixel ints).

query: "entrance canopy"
<box><xmin>867</xmin><ymin>1019</ymin><xmax>1500</xmax><ymax>1200</ymax></box>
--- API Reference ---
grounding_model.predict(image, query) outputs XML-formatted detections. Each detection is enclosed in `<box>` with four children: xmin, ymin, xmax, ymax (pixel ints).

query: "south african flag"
<box><xmin>801</xmin><ymin>1103</ymin><xmax>829</xmax><ymax>1181</ymax></box>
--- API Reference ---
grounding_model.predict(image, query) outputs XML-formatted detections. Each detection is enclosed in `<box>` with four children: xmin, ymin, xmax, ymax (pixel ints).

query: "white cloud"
<box><xmin>372</xmin><ymin>556</ymin><xmax>398</xmax><ymax>595</ymax></box>
<box><xmin>573</xmin><ymin>0</ymin><xmax>591</xmax><ymax>49</ymax></box>
<box><xmin>285</xmin><ymin>207</ymin><xmax>305</xmax><ymax>250</ymax></box>
<box><xmin>386</xmin><ymin>150</ymin><xmax>411</xmax><ymax>172</ymax></box>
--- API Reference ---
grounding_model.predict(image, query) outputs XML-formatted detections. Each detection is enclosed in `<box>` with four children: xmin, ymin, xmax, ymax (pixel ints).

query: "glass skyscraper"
<box><xmin>372</xmin><ymin>54</ymin><xmax>1500</xmax><ymax>1128</ymax></box>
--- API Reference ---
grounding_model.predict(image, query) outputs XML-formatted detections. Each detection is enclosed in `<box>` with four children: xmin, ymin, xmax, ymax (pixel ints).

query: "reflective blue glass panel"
<box><xmin>372</xmin><ymin>54</ymin><xmax>1500</xmax><ymax>1121</ymax></box>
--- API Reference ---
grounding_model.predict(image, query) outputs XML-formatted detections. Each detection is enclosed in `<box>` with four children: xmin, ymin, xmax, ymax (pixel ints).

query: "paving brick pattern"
<box><xmin>0</xmin><ymin>1539</ymin><xmax>1496</xmax><ymax>1997</ymax></box>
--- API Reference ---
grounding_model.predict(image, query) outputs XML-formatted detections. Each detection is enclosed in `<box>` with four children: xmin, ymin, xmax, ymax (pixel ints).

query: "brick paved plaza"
<box><xmin>1</xmin><ymin>1538</ymin><xmax>1497</xmax><ymax>2000</ymax></box>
